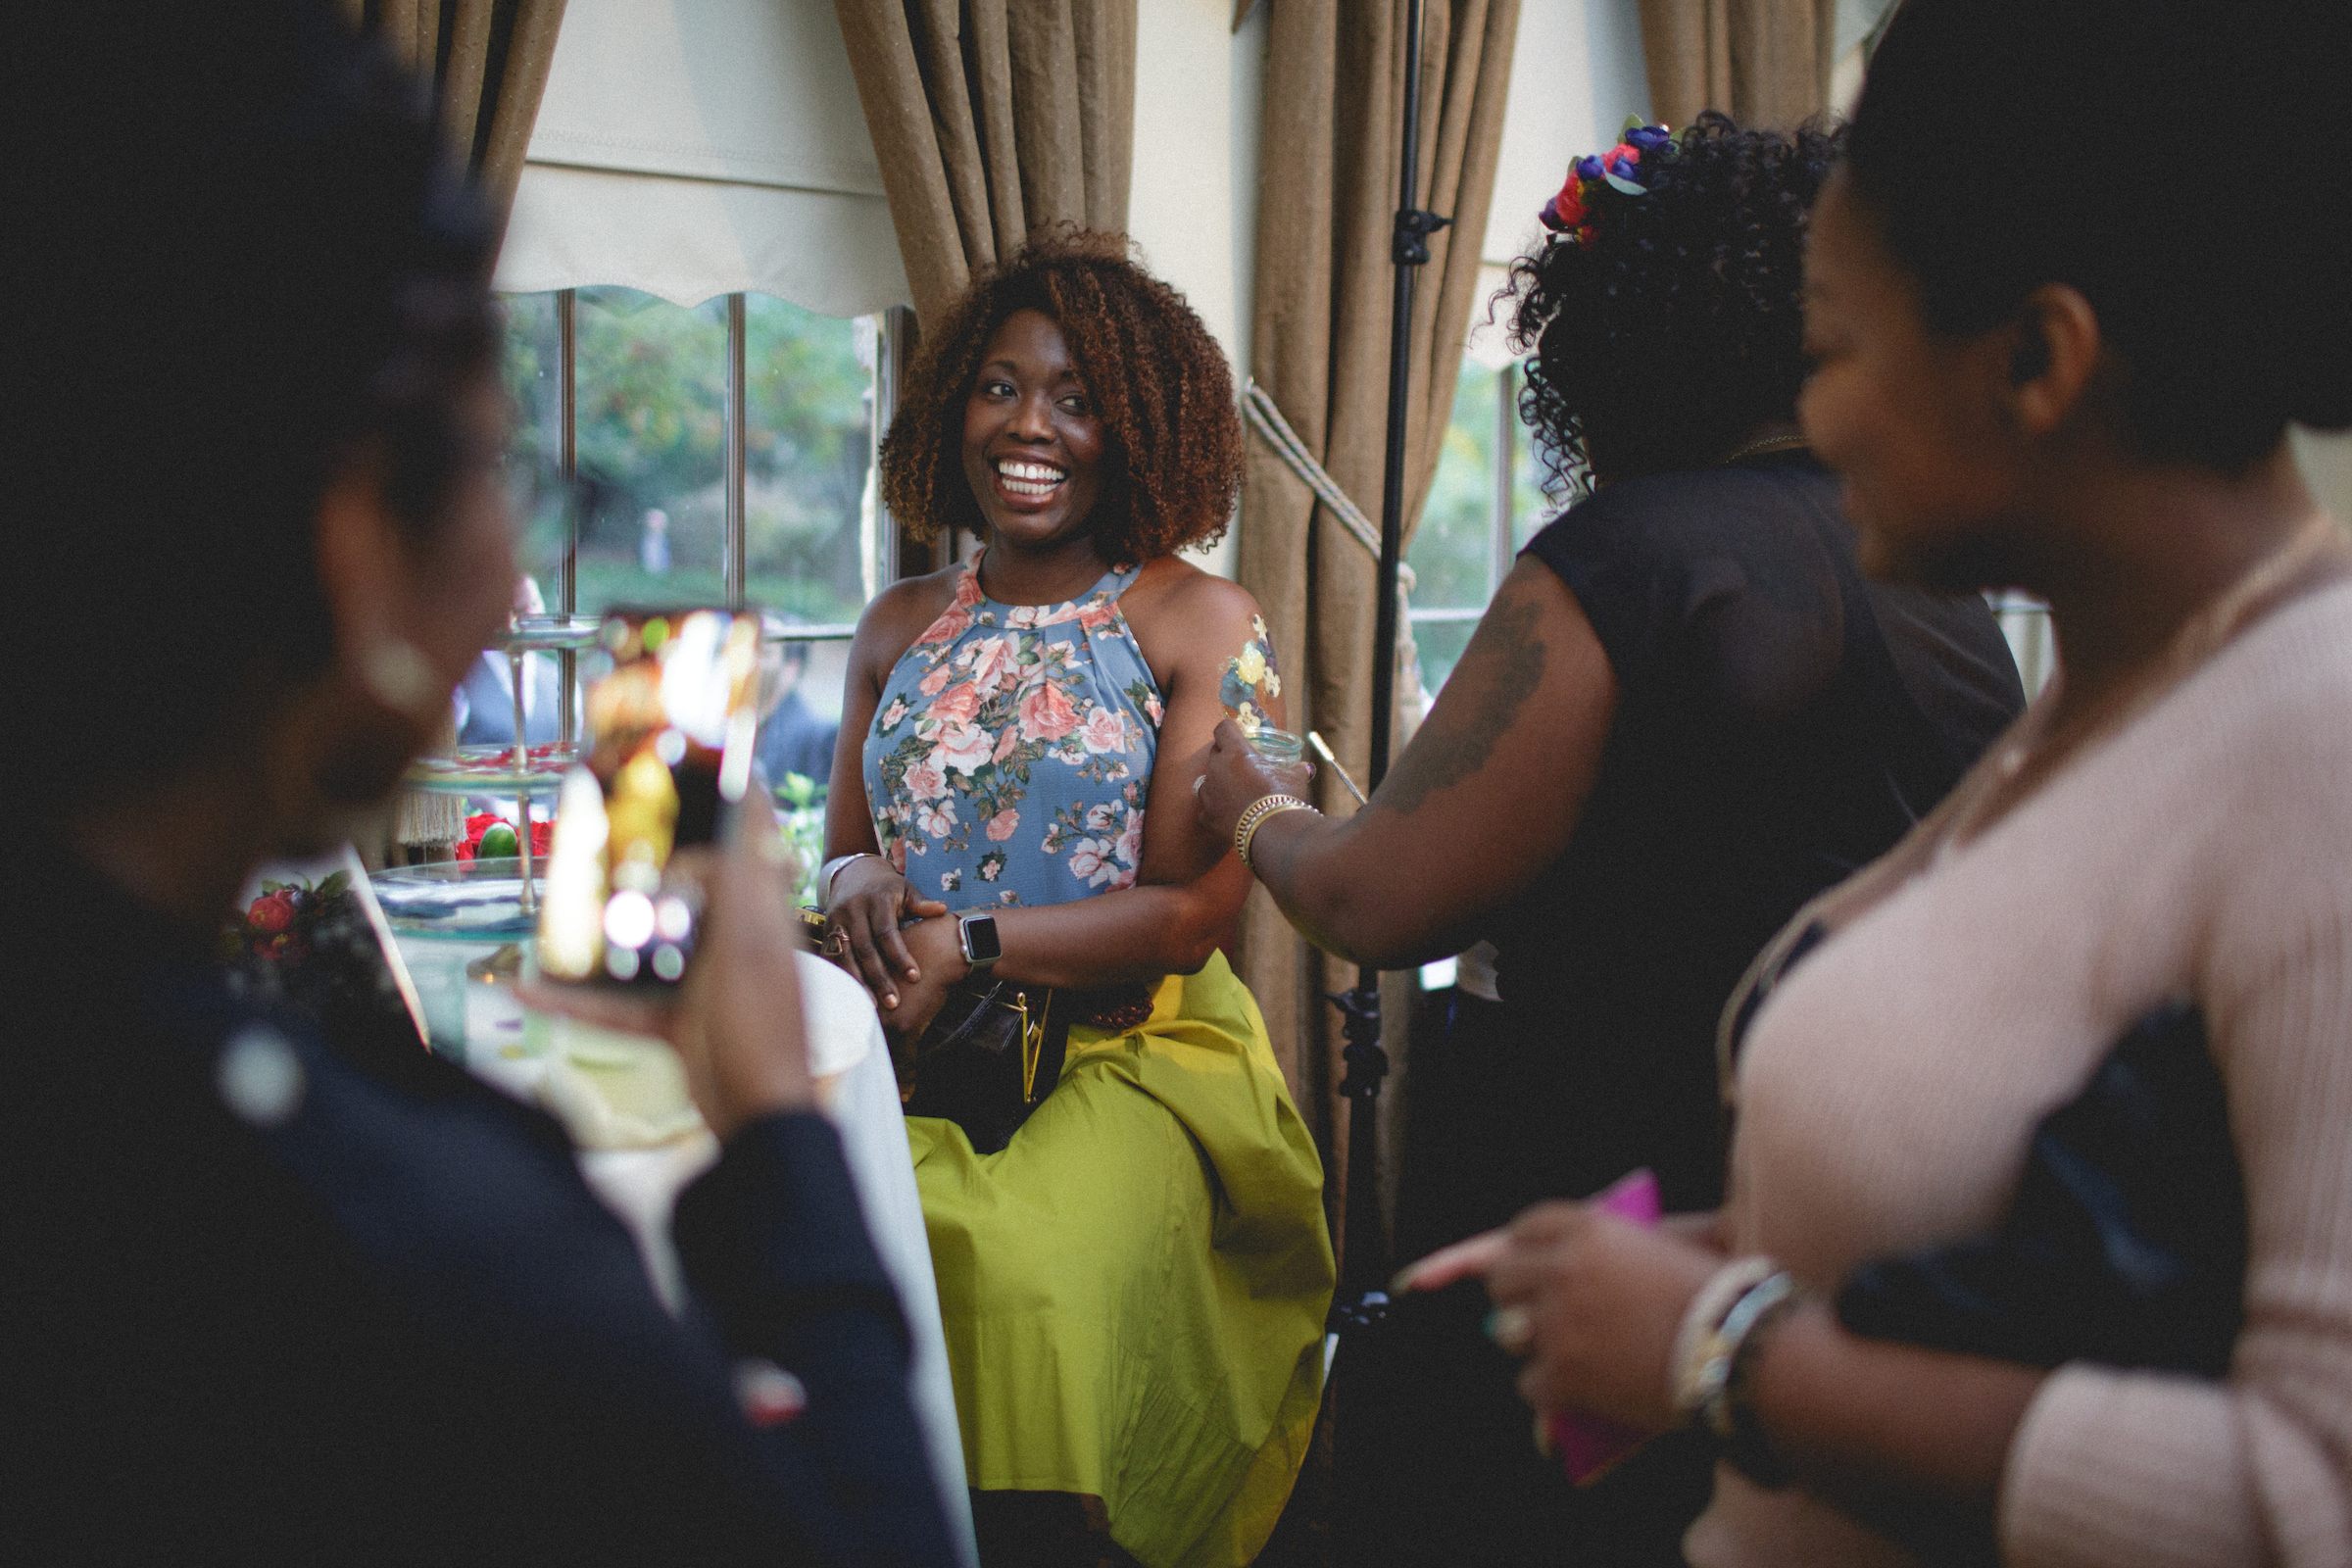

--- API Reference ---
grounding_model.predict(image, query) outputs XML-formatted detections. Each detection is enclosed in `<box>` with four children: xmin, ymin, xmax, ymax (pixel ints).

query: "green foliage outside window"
<box><xmin>496</xmin><ymin>288</ymin><xmax>876</xmax><ymax>626</ymax></box>
<box><xmin>1406</xmin><ymin>358</ymin><xmax>1558</xmax><ymax>691</ymax></box>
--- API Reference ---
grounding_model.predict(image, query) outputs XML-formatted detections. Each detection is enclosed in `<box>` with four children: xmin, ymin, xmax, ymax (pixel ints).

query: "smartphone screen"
<box><xmin>535</xmin><ymin>609</ymin><xmax>761</xmax><ymax>987</ymax></box>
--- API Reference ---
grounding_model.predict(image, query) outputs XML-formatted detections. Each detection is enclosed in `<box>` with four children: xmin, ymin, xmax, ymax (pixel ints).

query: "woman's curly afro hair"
<box><xmin>880</xmin><ymin>229</ymin><xmax>1242</xmax><ymax>563</ymax></box>
<box><xmin>1505</xmin><ymin>113</ymin><xmax>1844</xmax><ymax>492</ymax></box>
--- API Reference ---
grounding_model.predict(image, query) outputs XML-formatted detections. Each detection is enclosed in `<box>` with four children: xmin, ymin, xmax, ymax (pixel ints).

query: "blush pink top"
<box><xmin>1694</xmin><ymin>579</ymin><xmax>2352</xmax><ymax>1568</ymax></box>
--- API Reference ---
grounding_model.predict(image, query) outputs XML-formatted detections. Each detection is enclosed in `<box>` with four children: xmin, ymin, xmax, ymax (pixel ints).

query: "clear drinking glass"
<box><xmin>1246</xmin><ymin>726</ymin><xmax>1306</xmax><ymax>767</ymax></box>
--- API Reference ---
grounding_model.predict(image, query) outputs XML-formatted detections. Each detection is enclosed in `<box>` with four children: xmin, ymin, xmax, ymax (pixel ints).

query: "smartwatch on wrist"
<box><xmin>956</xmin><ymin>910</ymin><xmax>1004</xmax><ymax>972</ymax></box>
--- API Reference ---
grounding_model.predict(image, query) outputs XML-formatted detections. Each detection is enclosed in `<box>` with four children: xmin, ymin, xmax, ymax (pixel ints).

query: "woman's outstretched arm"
<box><xmin>1198</xmin><ymin>557</ymin><xmax>1619</xmax><ymax>969</ymax></box>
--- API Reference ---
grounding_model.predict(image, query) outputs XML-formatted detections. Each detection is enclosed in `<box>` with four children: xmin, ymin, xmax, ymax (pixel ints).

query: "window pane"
<box><xmin>1408</xmin><ymin>619</ymin><xmax>1479</xmax><ymax>704</ymax></box>
<box><xmin>1512</xmin><ymin>366</ymin><xmax>1565</xmax><ymax>549</ymax></box>
<box><xmin>744</xmin><ymin>297</ymin><xmax>876</xmax><ymax>631</ymax></box>
<box><xmin>497</xmin><ymin>291</ymin><xmax>565</xmax><ymax>612</ymax></box>
<box><xmin>573</xmin><ymin>286</ymin><xmax>727</xmax><ymax>613</ymax></box>
<box><xmin>1407</xmin><ymin>356</ymin><xmax>1503</xmax><ymax>615</ymax></box>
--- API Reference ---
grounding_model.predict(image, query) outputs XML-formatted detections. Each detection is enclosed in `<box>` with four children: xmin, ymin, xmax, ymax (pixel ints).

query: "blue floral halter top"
<box><xmin>864</xmin><ymin>556</ymin><xmax>1164</xmax><ymax>907</ymax></box>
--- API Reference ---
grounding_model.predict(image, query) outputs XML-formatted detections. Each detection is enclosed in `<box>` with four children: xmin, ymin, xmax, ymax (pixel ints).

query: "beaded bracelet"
<box><xmin>1706</xmin><ymin>1271</ymin><xmax>1800</xmax><ymax>1486</ymax></box>
<box><xmin>1669</xmin><ymin>1257</ymin><xmax>1779</xmax><ymax>1421</ymax></box>
<box><xmin>1669</xmin><ymin>1256</ymin><xmax>1801</xmax><ymax>1488</ymax></box>
<box><xmin>1233</xmin><ymin>793</ymin><xmax>1317</xmax><ymax>868</ymax></box>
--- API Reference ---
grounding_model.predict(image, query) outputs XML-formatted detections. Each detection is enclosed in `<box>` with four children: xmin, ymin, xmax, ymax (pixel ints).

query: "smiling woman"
<box><xmin>818</xmin><ymin>234</ymin><xmax>1332</xmax><ymax>1568</ymax></box>
<box><xmin>878</xmin><ymin>230</ymin><xmax>1243</xmax><ymax>571</ymax></box>
<box><xmin>958</xmin><ymin>308</ymin><xmax>1109</xmax><ymax>561</ymax></box>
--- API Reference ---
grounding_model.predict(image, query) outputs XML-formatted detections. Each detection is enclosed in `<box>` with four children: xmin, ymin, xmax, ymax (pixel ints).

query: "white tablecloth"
<box><xmin>466</xmin><ymin>956</ymin><xmax>975</xmax><ymax>1566</ymax></box>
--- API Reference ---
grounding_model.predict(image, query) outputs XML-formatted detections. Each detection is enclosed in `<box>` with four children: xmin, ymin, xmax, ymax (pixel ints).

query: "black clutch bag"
<box><xmin>898</xmin><ymin>979</ymin><xmax>1070</xmax><ymax>1156</ymax></box>
<box><xmin>1837</xmin><ymin>998</ymin><xmax>2247</xmax><ymax>1377</ymax></box>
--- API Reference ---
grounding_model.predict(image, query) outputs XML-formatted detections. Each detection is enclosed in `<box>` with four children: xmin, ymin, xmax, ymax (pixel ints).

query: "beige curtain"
<box><xmin>831</xmin><ymin>0</ymin><xmax>1138</xmax><ymax>331</ymax></box>
<box><xmin>346</xmin><ymin>0</ymin><xmax>567</xmax><ymax>856</ymax></box>
<box><xmin>1238</xmin><ymin>0</ymin><xmax>1519</xmax><ymax>1271</ymax></box>
<box><xmin>342</xmin><ymin>0</ymin><xmax>570</xmax><ymax>226</ymax></box>
<box><xmin>1637</xmin><ymin>0</ymin><xmax>1837</xmax><ymax>129</ymax></box>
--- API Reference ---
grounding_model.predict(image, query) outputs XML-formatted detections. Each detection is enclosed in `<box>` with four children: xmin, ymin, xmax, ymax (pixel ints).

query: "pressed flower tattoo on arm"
<box><xmin>1220</xmin><ymin>616</ymin><xmax>1283</xmax><ymax>735</ymax></box>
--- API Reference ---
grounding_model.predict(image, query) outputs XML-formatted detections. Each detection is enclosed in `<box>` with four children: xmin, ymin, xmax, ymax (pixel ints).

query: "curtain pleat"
<box><xmin>1073</xmin><ymin>2</ymin><xmax>1134</xmax><ymax>228</ymax></box>
<box><xmin>1237</xmin><ymin>0</ymin><xmax>1519</xmax><ymax>1270</ymax></box>
<box><xmin>347</xmin><ymin>0</ymin><xmax>567</xmax><ymax>235</ymax></box>
<box><xmin>833</xmin><ymin>0</ymin><xmax>1138</xmax><ymax>329</ymax></box>
<box><xmin>1005</xmin><ymin>2</ymin><xmax>1082</xmax><ymax>230</ymax></box>
<box><xmin>436</xmin><ymin>0</ymin><xmax>494</xmax><ymax>166</ymax></box>
<box><xmin>377</xmin><ymin>0</ymin><xmax>432</xmax><ymax>70</ymax></box>
<box><xmin>1636</xmin><ymin>0</ymin><xmax>1837</xmax><ymax>129</ymax></box>
<box><xmin>474</xmin><ymin>0</ymin><xmax>565</xmax><ymax>217</ymax></box>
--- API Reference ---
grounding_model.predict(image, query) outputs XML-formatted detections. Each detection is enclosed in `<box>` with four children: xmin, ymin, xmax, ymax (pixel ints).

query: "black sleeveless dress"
<box><xmin>1364</xmin><ymin>452</ymin><xmax>2026</xmax><ymax>1566</ymax></box>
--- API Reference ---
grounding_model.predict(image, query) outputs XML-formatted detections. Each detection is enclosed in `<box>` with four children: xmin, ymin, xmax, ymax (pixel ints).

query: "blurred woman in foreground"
<box><xmin>7</xmin><ymin>5</ymin><xmax>950</xmax><ymax>1562</ymax></box>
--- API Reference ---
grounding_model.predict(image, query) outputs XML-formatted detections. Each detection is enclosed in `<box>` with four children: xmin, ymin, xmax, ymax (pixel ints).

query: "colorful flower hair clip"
<box><xmin>1539</xmin><ymin>121</ymin><xmax>1675</xmax><ymax>244</ymax></box>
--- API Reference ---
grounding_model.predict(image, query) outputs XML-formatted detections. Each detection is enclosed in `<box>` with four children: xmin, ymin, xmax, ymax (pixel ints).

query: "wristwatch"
<box><xmin>956</xmin><ymin>910</ymin><xmax>1004</xmax><ymax>972</ymax></box>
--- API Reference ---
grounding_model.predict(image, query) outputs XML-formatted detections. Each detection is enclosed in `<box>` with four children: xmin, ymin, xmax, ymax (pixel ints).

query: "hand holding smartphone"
<box><xmin>536</xmin><ymin>609</ymin><xmax>762</xmax><ymax>990</ymax></box>
<box><xmin>1391</xmin><ymin>1167</ymin><xmax>1664</xmax><ymax>1486</ymax></box>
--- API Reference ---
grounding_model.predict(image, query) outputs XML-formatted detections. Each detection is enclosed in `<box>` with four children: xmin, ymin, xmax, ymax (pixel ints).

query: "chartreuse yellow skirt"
<box><xmin>906</xmin><ymin>951</ymin><xmax>1334</xmax><ymax>1568</ymax></box>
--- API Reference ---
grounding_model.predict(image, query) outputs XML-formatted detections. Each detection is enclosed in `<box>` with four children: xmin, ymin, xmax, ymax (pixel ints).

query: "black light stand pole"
<box><xmin>1330</xmin><ymin>0</ymin><xmax>1448</xmax><ymax>1334</ymax></box>
<box><xmin>1325</xmin><ymin>8</ymin><xmax>1447</xmax><ymax>1560</ymax></box>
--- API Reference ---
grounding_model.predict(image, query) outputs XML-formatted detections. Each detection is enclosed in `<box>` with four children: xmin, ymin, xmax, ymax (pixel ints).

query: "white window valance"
<box><xmin>494</xmin><ymin>0</ymin><xmax>910</xmax><ymax>317</ymax></box>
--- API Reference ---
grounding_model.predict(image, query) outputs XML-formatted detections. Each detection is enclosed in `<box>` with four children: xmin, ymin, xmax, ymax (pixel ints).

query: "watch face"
<box><xmin>961</xmin><ymin>913</ymin><xmax>1004</xmax><ymax>966</ymax></box>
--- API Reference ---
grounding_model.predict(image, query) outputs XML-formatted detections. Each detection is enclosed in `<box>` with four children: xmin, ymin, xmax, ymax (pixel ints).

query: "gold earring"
<box><xmin>357</xmin><ymin>638</ymin><xmax>441</xmax><ymax>719</ymax></box>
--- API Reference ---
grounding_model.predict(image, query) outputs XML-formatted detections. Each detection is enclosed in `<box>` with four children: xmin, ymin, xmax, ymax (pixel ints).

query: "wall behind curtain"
<box><xmin>1465</xmin><ymin>0</ymin><xmax>1646</xmax><ymax>367</ymax></box>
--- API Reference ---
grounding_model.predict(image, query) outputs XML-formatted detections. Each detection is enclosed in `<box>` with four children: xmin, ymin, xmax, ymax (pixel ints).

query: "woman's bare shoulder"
<box><xmin>853</xmin><ymin>564</ymin><xmax>964</xmax><ymax>664</ymax></box>
<box><xmin>1120</xmin><ymin>556</ymin><xmax>1261</xmax><ymax>642</ymax></box>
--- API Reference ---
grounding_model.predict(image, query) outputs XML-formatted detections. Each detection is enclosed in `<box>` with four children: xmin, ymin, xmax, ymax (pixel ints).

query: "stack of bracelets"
<box><xmin>1669</xmin><ymin>1256</ymin><xmax>1804</xmax><ymax>1486</ymax></box>
<box><xmin>1232</xmin><ymin>793</ymin><xmax>1318</xmax><ymax>869</ymax></box>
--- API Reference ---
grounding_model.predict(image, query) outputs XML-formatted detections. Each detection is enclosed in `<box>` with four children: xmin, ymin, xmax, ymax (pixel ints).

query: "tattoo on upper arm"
<box><xmin>1372</xmin><ymin>585</ymin><xmax>1546</xmax><ymax>816</ymax></box>
<box><xmin>1220</xmin><ymin>615</ymin><xmax>1284</xmax><ymax>735</ymax></box>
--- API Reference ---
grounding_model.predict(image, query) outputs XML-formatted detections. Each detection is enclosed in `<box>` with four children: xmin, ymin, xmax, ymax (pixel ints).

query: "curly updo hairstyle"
<box><xmin>1505</xmin><ymin>113</ymin><xmax>1844</xmax><ymax>492</ymax></box>
<box><xmin>1847</xmin><ymin>0</ymin><xmax>2352</xmax><ymax>472</ymax></box>
<box><xmin>880</xmin><ymin>230</ymin><xmax>1242</xmax><ymax>563</ymax></box>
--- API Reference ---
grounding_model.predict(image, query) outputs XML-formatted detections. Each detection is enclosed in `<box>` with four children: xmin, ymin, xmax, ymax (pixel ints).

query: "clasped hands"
<box><xmin>1397</xmin><ymin>1200</ymin><xmax>1729</xmax><ymax>1436</ymax></box>
<box><xmin>821</xmin><ymin>856</ymin><xmax>966</xmax><ymax>1042</ymax></box>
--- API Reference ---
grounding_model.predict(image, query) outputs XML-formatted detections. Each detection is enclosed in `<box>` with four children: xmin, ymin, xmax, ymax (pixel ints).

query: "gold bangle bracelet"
<box><xmin>1235</xmin><ymin>793</ymin><xmax>1317</xmax><ymax>868</ymax></box>
<box><xmin>1232</xmin><ymin>792</ymin><xmax>1309</xmax><ymax>858</ymax></box>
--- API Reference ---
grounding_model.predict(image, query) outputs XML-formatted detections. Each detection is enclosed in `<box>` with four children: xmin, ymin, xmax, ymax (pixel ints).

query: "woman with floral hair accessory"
<box><xmin>1197</xmin><ymin>113</ymin><xmax>2023</xmax><ymax>1563</ymax></box>
<box><xmin>821</xmin><ymin>231</ymin><xmax>1332</xmax><ymax>1568</ymax></box>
